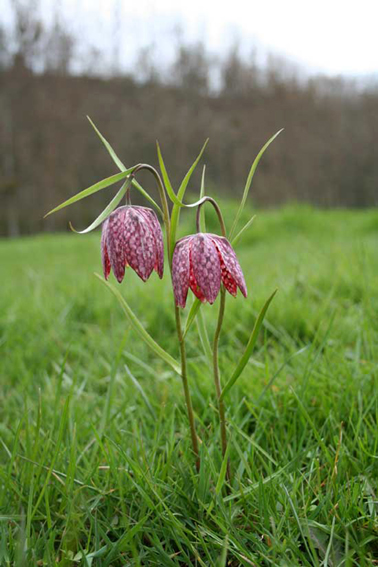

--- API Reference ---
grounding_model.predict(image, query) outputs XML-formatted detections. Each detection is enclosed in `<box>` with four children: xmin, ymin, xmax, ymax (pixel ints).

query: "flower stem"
<box><xmin>213</xmin><ymin>285</ymin><xmax>230</xmax><ymax>480</ymax></box>
<box><xmin>196</xmin><ymin>197</ymin><xmax>230</xmax><ymax>478</ymax></box>
<box><xmin>132</xmin><ymin>164</ymin><xmax>200</xmax><ymax>470</ymax></box>
<box><xmin>175</xmin><ymin>305</ymin><xmax>200</xmax><ymax>471</ymax></box>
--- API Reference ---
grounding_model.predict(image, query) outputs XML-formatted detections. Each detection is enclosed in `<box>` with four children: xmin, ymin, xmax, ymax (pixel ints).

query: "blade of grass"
<box><xmin>229</xmin><ymin>129</ymin><xmax>283</xmax><ymax>240</ymax></box>
<box><xmin>124</xmin><ymin>364</ymin><xmax>156</xmax><ymax>418</ymax></box>
<box><xmin>220</xmin><ymin>290</ymin><xmax>277</xmax><ymax>401</ymax></box>
<box><xmin>196</xmin><ymin>308</ymin><xmax>213</xmax><ymax>367</ymax></box>
<box><xmin>95</xmin><ymin>274</ymin><xmax>181</xmax><ymax>375</ymax></box>
<box><xmin>231</xmin><ymin>215</ymin><xmax>256</xmax><ymax>247</ymax></box>
<box><xmin>183</xmin><ymin>298</ymin><xmax>202</xmax><ymax>338</ymax></box>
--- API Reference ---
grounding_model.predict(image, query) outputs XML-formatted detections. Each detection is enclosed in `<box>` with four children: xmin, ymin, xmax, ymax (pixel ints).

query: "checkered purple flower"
<box><xmin>172</xmin><ymin>233</ymin><xmax>247</xmax><ymax>308</ymax></box>
<box><xmin>101</xmin><ymin>206</ymin><xmax>164</xmax><ymax>283</ymax></box>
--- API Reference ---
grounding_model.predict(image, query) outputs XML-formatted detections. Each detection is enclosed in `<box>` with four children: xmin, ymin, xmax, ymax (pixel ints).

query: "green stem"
<box><xmin>175</xmin><ymin>305</ymin><xmax>200</xmax><ymax>471</ymax></box>
<box><xmin>213</xmin><ymin>286</ymin><xmax>230</xmax><ymax>479</ymax></box>
<box><xmin>133</xmin><ymin>164</ymin><xmax>200</xmax><ymax>469</ymax></box>
<box><xmin>196</xmin><ymin>197</ymin><xmax>229</xmax><ymax>477</ymax></box>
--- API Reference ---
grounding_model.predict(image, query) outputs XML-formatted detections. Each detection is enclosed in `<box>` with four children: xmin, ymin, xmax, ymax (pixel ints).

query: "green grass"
<box><xmin>1</xmin><ymin>204</ymin><xmax>378</xmax><ymax>566</ymax></box>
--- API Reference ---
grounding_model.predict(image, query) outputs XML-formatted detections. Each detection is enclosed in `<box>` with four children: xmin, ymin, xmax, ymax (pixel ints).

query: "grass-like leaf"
<box><xmin>229</xmin><ymin>129</ymin><xmax>283</xmax><ymax>240</ymax></box>
<box><xmin>87</xmin><ymin>116</ymin><xmax>126</xmax><ymax>171</ymax></box>
<box><xmin>156</xmin><ymin>141</ymin><xmax>184</xmax><ymax>207</ymax></box>
<box><xmin>88</xmin><ymin>116</ymin><xmax>163</xmax><ymax>216</ymax></box>
<box><xmin>183</xmin><ymin>298</ymin><xmax>202</xmax><ymax>338</ymax></box>
<box><xmin>169</xmin><ymin>139</ymin><xmax>209</xmax><ymax>260</ymax></box>
<box><xmin>196</xmin><ymin>308</ymin><xmax>213</xmax><ymax>367</ymax></box>
<box><xmin>199</xmin><ymin>165</ymin><xmax>207</xmax><ymax>232</ymax></box>
<box><xmin>231</xmin><ymin>214</ymin><xmax>256</xmax><ymax>247</ymax></box>
<box><xmin>220</xmin><ymin>289</ymin><xmax>277</xmax><ymax>401</ymax></box>
<box><xmin>95</xmin><ymin>274</ymin><xmax>181</xmax><ymax>375</ymax></box>
<box><xmin>44</xmin><ymin>167</ymin><xmax>138</xmax><ymax>218</ymax></box>
<box><xmin>69</xmin><ymin>178</ymin><xmax>132</xmax><ymax>234</ymax></box>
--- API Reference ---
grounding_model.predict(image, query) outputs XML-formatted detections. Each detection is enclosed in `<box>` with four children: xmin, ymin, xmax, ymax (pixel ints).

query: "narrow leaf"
<box><xmin>124</xmin><ymin>364</ymin><xmax>156</xmax><ymax>418</ymax></box>
<box><xmin>156</xmin><ymin>141</ymin><xmax>184</xmax><ymax>207</ymax></box>
<box><xmin>95</xmin><ymin>274</ymin><xmax>181</xmax><ymax>375</ymax></box>
<box><xmin>88</xmin><ymin>116</ymin><xmax>163</xmax><ymax>216</ymax></box>
<box><xmin>183</xmin><ymin>298</ymin><xmax>201</xmax><ymax>338</ymax></box>
<box><xmin>215</xmin><ymin>442</ymin><xmax>231</xmax><ymax>496</ymax></box>
<box><xmin>231</xmin><ymin>215</ymin><xmax>256</xmax><ymax>247</ymax></box>
<box><xmin>87</xmin><ymin>115</ymin><xmax>126</xmax><ymax>171</ymax></box>
<box><xmin>196</xmin><ymin>308</ymin><xmax>213</xmax><ymax>367</ymax></box>
<box><xmin>169</xmin><ymin>139</ymin><xmax>209</xmax><ymax>260</ymax></box>
<box><xmin>229</xmin><ymin>129</ymin><xmax>283</xmax><ymax>240</ymax></box>
<box><xmin>220</xmin><ymin>290</ymin><xmax>277</xmax><ymax>401</ymax></box>
<box><xmin>70</xmin><ymin>178</ymin><xmax>132</xmax><ymax>234</ymax></box>
<box><xmin>44</xmin><ymin>167</ymin><xmax>138</xmax><ymax>218</ymax></box>
<box><xmin>198</xmin><ymin>165</ymin><xmax>207</xmax><ymax>232</ymax></box>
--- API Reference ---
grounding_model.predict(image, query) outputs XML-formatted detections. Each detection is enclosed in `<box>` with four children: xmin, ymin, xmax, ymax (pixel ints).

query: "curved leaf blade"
<box><xmin>88</xmin><ymin>116</ymin><xmax>163</xmax><ymax>216</ymax></box>
<box><xmin>87</xmin><ymin>115</ymin><xmax>126</xmax><ymax>171</ymax></box>
<box><xmin>183</xmin><ymin>298</ymin><xmax>201</xmax><ymax>338</ymax></box>
<box><xmin>231</xmin><ymin>214</ymin><xmax>256</xmax><ymax>247</ymax></box>
<box><xmin>156</xmin><ymin>141</ymin><xmax>184</xmax><ymax>207</ymax></box>
<box><xmin>95</xmin><ymin>274</ymin><xmax>181</xmax><ymax>375</ymax></box>
<box><xmin>44</xmin><ymin>167</ymin><xmax>138</xmax><ymax>218</ymax></box>
<box><xmin>198</xmin><ymin>165</ymin><xmax>207</xmax><ymax>233</ymax></box>
<box><xmin>169</xmin><ymin>139</ymin><xmax>209</xmax><ymax>260</ymax></box>
<box><xmin>220</xmin><ymin>289</ymin><xmax>277</xmax><ymax>401</ymax></box>
<box><xmin>229</xmin><ymin>129</ymin><xmax>283</xmax><ymax>240</ymax></box>
<box><xmin>70</xmin><ymin>178</ymin><xmax>132</xmax><ymax>234</ymax></box>
<box><xmin>196</xmin><ymin>308</ymin><xmax>213</xmax><ymax>367</ymax></box>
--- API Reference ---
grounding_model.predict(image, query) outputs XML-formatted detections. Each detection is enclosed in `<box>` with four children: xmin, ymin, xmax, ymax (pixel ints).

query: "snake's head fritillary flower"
<box><xmin>101</xmin><ymin>206</ymin><xmax>164</xmax><ymax>283</ymax></box>
<box><xmin>172</xmin><ymin>233</ymin><xmax>247</xmax><ymax>308</ymax></box>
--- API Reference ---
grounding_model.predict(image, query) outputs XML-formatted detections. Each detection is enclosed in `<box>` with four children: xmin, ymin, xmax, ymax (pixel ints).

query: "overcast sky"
<box><xmin>3</xmin><ymin>0</ymin><xmax>378</xmax><ymax>77</ymax></box>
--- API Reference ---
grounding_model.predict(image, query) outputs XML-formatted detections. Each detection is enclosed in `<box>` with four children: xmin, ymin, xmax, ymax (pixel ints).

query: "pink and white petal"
<box><xmin>138</xmin><ymin>207</ymin><xmax>164</xmax><ymax>278</ymax></box>
<box><xmin>172</xmin><ymin>237</ymin><xmax>191</xmax><ymax>308</ymax></box>
<box><xmin>106</xmin><ymin>207</ymin><xmax>128</xmax><ymax>283</ymax></box>
<box><xmin>211</xmin><ymin>235</ymin><xmax>247</xmax><ymax>297</ymax></box>
<box><xmin>123</xmin><ymin>208</ymin><xmax>155</xmax><ymax>282</ymax></box>
<box><xmin>191</xmin><ymin>234</ymin><xmax>221</xmax><ymax>304</ymax></box>
<box><xmin>101</xmin><ymin>219</ymin><xmax>111</xmax><ymax>280</ymax></box>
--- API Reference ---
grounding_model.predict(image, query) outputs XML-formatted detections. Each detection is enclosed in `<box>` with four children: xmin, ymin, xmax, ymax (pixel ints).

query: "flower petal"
<box><xmin>123</xmin><ymin>208</ymin><xmax>156</xmax><ymax>282</ymax></box>
<box><xmin>172</xmin><ymin>236</ymin><xmax>191</xmax><ymax>308</ymax></box>
<box><xmin>189</xmin><ymin>256</ymin><xmax>207</xmax><ymax>303</ymax></box>
<box><xmin>211</xmin><ymin>235</ymin><xmax>247</xmax><ymax>297</ymax></box>
<box><xmin>138</xmin><ymin>207</ymin><xmax>164</xmax><ymax>279</ymax></box>
<box><xmin>106</xmin><ymin>208</ymin><xmax>128</xmax><ymax>283</ymax></box>
<box><xmin>101</xmin><ymin>219</ymin><xmax>111</xmax><ymax>280</ymax></box>
<box><xmin>191</xmin><ymin>233</ymin><xmax>221</xmax><ymax>304</ymax></box>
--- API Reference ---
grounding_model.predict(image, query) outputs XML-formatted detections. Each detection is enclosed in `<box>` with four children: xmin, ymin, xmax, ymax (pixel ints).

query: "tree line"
<box><xmin>1</xmin><ymin>1</ymin><xmax>377</xmax><ymax>236</ymax></box>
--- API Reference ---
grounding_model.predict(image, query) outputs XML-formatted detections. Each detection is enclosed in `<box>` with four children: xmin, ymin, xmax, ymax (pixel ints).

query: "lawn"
<box><xmin>1</xmin><ymin>205</ymin><xmax>378</xmax><ymax>566</ymax></box>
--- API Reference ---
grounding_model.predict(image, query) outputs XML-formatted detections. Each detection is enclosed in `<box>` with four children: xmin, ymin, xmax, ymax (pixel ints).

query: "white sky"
<box><xmin>3</xmin><ymin>0</ymin><xmax>378</xmax><ymax>76</ymax></box>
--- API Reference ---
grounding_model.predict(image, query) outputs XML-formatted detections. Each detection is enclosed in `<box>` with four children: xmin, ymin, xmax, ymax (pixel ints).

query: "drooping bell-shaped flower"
<box><xmin>172</xmin><ymin>233</ymin><xmax>247</xmax><ymax>308</ymax></box>
<box><xmin>101</xmin><ymin>206</ymin><xmax>164</xmax><ymax>283</ymax></box>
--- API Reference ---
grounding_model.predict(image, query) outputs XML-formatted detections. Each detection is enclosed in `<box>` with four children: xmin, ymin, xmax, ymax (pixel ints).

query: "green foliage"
<box><xmin>229</xmin><ymin>128</ymin><xmax>283</xmax><ymax>241</ymax></box>
<box><xmin>169</xmin><ymin>139</ymin><xmax>208</xmax><ymax>260</ymax></box>
<box><xmin>1</xmin><ymin>205</ymin><xmax>378</xmax><ymax>565</ymax></box>
<box><xmin>69</xmin><ymin>179</ymin><xmax>132</xmax><ymax>234</ymax></box>
<box><xmin>44</xmin><ymin>166</ymin><xmax>138</xmax><ymax>218</ymax></box>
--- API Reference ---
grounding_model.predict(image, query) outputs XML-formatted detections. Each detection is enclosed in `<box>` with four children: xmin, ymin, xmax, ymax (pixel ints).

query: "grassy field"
<box><xmin>1</xmin><ymin>205</ymin><xmax>378</xmax><ymax>566</ymax></box>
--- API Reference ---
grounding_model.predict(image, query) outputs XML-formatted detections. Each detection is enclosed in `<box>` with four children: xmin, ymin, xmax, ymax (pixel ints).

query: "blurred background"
<box><xmin>1</xmin><ymin>0</ymin><xmax>378</xmax><ymax>236</ymax></box>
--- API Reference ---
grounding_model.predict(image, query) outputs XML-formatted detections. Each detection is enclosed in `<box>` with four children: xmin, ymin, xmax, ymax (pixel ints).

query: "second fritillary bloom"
<box><xmin>172</xmin><ymin>233</ymin><xmax>247</xmax><ymax>308</ymax></box>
